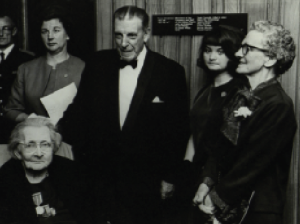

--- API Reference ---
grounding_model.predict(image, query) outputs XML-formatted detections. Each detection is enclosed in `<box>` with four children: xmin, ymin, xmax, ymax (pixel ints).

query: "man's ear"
<box><xmin>12</xmin><ymin>27</ymin><xmax>17</xmax><ymax>36</ymax></box>
<box><xmin>264</xmin><ymin>56</ymin><xmax>277</xmax><ymax>68</ymax></box>
<box><xmin>143</xmin><ymin>27</ymin><xmax>150</xmax><ymax>43</ymax></box>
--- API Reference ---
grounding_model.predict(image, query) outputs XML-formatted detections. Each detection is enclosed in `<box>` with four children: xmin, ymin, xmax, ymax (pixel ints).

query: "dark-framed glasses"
<box><xmin>241</xmin><ymin>44</ymin><xmax>270</xmax><ymax>56</ymax></box>
<box><xmin>19</xmin><ymin>141</ymin><xmax>53</xmax><ymax>153</ymax></box>
<box><xmin>0</xmin><ymin>26</ymin><xmax>14</xmax><ymax>34</ymax></box>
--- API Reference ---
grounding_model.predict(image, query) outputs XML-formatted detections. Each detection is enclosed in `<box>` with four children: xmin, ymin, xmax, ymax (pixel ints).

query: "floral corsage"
<box><xmin>221</xmin><ymin>88</ymin><xmax>261</xmax><ymax>145</ymax></box>
<box><xmin>233</xmin><ymin>106</ymin><xmax>253</xmax><ymax>119</ymax></box>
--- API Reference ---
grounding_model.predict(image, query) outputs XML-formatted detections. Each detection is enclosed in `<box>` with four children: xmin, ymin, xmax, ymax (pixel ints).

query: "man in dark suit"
<box><xmin>0</xmin><ymin>12</ymin><xmax>34</xmax><ymax>143</ymax></box>
<box><xmin>59</xmin><ymin>5</ymin><xmax>189</xmax><ymax>224</ymax></box>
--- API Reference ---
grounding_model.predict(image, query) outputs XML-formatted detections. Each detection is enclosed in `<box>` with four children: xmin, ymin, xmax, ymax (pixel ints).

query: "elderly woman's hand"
<box><xmin>199</xmin><ymin>193</ymin><xmax>215</xmax><ymax>214</ymax></box>
<box><xmin>193</xmin><ymin>183</ymin><xmax>209</xmax><ymax>205</ymax></box>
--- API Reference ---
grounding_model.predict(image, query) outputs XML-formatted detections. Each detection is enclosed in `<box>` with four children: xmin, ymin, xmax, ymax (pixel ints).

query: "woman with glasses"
<box><xmin>0</xmin><ymin>118</ymin><xmax>94</xmax><ymax>223</ymax></box>
<box><xmin>220</xmin><ymin>21</ymin><xmax>296</xmax><ymax>224</ymax></box>
<box><xmin>188</xmin><ymin>21</ymin><xmax>296</xmax><ymax>224</ymax></box>
<box><xmin>181</xmin><ymin>25</ymin><xmax>249</xmax><ymax>224</ymax></box>
<box><xmin>4</xmin><ymin>5</ymin><xmax>84</xmax><ymax>124</ymax></box>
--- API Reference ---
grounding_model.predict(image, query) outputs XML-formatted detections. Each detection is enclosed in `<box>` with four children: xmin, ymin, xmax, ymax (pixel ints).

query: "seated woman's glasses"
<box><xmin>19</xmin><ymin>142</ymin><xmax>53</xmax><ymax>153</ymax></box>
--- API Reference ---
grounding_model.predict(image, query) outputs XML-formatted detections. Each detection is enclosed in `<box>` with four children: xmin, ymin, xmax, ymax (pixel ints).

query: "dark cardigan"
<box><xmin>0</xmin><ymin>155</ymin><xmax>94</xmax><ymax>224</ymax></box>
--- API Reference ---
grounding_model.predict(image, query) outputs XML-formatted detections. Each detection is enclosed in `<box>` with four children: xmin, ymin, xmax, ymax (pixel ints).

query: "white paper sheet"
<box><xmin>40</xmin><ymin>82</ymin><xmax>77</xmax><ymax>125</ymax></box>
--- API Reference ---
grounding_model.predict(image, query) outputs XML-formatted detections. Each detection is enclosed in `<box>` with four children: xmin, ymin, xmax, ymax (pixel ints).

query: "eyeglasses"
<box><xmin>241</xmin><ymin>44</ymin><xmax>270</xmax><ymax>56</ymax></box>
<box><xmin>19</xmin><ymin>141</ymin><xmax>53</xmax><ymax>153</ymax></box>
<box><xmin>0</xmin><ymin>26</ymin><xmax>14</xmax><ymax>34</ymax></box>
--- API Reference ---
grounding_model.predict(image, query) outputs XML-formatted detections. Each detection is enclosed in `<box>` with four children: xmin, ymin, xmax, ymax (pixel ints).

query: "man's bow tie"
<box><xmin>119</xmin><ymin>59</ymin><xmax>138</xmax><ymax>69</ymax></box>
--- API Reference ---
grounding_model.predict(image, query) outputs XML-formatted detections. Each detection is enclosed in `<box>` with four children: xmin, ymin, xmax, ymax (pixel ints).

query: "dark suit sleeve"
<box><xmin>159</xmin><ymin>62</ymin><xmax>190</xmax><ymax>182</ymax></box>
<box><xmin>4</xmin><ymin>64</ymin><xmax>27</xmax><ymax>121</ymax></box>
<box><xmin>211</xmin><ymin>101</ymin><xmax>296</xmax><ymax>207</ymax></box>
<box><xmin>57</xmin><ymin>53</ymin><xmax>102</xmax><ymax>159</ymax></box>
<box><xmin>57</xmin><ymin>65</ymin><xmax>87</xmax><ymax>146</ymax></box>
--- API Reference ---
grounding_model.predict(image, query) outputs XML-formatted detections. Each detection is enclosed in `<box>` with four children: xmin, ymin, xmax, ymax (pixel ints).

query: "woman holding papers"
<box><xmin>4</xmin><ymin>5</ymin><xmax>84</xmax><ymax>124</ymax></box>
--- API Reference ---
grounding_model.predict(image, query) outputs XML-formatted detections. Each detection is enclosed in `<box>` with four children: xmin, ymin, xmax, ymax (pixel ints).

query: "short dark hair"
<box><xmin>114</xmin><ymin>5</ymin><xmax>149</xmax><ymax>31</ymax></box>
<box><xmin>0</xmin><ymin>5</ymin><xmax>17</xmax><ymax>27</ymax></box>
<box><xmin>0</xmin><ymin>13</ymin><xmax>16</xmax><ymax>27</ymax></box>
<box><xmin>38</xmin><ymin>4</ymin><xmax>73</xmax><ymax>37</ymax></box>
<box><xmin>197</xmin><ymin>25</ymin><xmax>244</xmax><ymax>76</ymax></box>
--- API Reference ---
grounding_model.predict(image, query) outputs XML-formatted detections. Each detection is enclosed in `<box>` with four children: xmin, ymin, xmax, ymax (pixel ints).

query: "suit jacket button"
<box><xmin>64</xmin><ymin>74</ymin><xmax>68</xmax><ymax>78</ymax></box>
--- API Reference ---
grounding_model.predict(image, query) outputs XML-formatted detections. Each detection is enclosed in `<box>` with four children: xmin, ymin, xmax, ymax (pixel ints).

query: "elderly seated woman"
<box><xmin>0</xmin><ymin>118</ymin><xmax>94</xmax><ymax>224</ymax></box>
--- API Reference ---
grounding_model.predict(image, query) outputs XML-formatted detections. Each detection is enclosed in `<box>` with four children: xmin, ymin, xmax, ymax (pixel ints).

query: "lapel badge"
<box><xmin>221</xmin><ymin>91</ymin><xmax>227</xmax><ymax>97</ymax></box>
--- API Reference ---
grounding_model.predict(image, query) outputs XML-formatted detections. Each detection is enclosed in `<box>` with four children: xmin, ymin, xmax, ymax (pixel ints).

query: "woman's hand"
<box><xmin>193</xmin><ymin>183</ymin><xmax>216</xmax><ymax>214</ymax></box>
<box><xmin>199</xmin><ymin>193</ymin><xmax>215</xmax><ymax>214</ymax></box>
<box><xmin>193</xmin><ymin>183</ymin><xmax>209</xmax><ymax>205</ymax></box>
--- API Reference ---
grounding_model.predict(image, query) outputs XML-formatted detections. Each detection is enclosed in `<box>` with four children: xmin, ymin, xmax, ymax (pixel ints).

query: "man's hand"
<box><xmin>160</xmin><ymin>180</ymin><xmax>175</xmax><ymax>199</ymax></box>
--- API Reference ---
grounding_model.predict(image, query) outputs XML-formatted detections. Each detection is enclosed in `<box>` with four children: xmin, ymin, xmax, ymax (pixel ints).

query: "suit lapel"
<box><xmin>3</xmin><ymin>45</ymin><xmax>17</xmax><ymax>62</ymax></box>
<box><xmin>108</xmin><ymin>51</ymin><xmax>122</xmax><ymax>132</ymax></box>
<box><xmin>121</xmin><ymin>50</ymin><xmax>155</xmax><ymax>133</ymax></box>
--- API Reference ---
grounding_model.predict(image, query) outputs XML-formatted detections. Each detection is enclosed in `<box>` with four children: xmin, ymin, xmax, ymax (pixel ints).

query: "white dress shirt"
<box><xmin>119</xmin><ymin>45</ymin><xmax>147</xmax><ymax>129</ymax></box>
<box><xmin>0</xmin><ymin>44</ymin><xmax>14</xmax><ymax>62</ymax></box>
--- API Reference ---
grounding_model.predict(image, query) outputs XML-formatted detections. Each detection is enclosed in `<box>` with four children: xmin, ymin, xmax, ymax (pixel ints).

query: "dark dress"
<box><xmin>190</xmin><ymin>77</ymin><xmax>248</xmax><ymax>223</ymax></box>
<box><xmin>191</xmin><ymin>78</ymin><xmax>247</xmax><ymax>180</ymax></box>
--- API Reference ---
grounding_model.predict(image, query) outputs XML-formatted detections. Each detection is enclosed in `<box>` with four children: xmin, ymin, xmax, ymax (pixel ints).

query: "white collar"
<box><xmin>136</xmin><ymin>44</ymin><xmax>147</xmax><ymax>66</ymax></box>
<box><xmin>1</xmin><ymin>44</ymin><xmax>15</xmax><ymax>59</ymax></box>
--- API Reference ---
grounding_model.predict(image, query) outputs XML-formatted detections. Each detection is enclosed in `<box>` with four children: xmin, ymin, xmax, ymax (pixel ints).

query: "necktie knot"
<box><xmin>119</xmin><ymin>59</ymin><xmax>137</xmax><ymax>69</ymax></box>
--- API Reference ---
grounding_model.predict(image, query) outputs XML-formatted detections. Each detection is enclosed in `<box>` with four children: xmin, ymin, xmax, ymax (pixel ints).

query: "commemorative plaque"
<box><xmin>152</xmin><ymin>13</ymin><xmax>247</xmax><ymax>35</ymax></box>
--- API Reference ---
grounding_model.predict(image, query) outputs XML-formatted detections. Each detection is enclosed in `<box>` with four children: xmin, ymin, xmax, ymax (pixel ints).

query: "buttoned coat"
<box><xmin>4</xmin><ymin>55</ymin><xmax>84</xmax><ymax>121</ymax></box>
